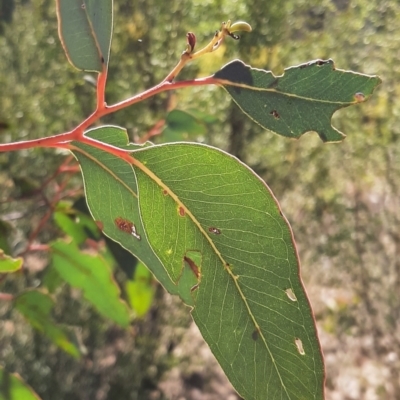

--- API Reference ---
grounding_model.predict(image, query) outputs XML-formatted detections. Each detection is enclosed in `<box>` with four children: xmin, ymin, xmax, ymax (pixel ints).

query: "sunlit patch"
<box><xmin>166</xmin><ymin>248</ymin><xmax>173</xmax><ymax>255</ymax></box>
<box><xmin>208</xmin><ymin>227</ymin><xmax>221</xmax><ymax>235</ymax></box>
<box><xmin>114</xmin><ymin>217</ymin><xmax>141</xmax><ymax>241</ymax></box>
<box><xmin>295</xmin><ymin>338</ymin><xmax>305</xmax><ymax>355</ymax></box>
<box><xmin>285</xmin><ymin>288</ymin><xmax>297</xmax><ymax>301</ymax></box>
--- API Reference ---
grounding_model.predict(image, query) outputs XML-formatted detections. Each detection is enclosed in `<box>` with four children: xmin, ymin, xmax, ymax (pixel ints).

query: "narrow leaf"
<box><xmin>14</xmin><ymin>290</ymin><xmax>80</xmax><ymax>358</ymax></box>
<box><xmin>56</xmin><ymin>0</ymin><xmax>113</xmax><ymax>72</ymax></box>
<box><xmin>51</xmin><ymin>240</ymin><xmax>130</xmax><ymax>327</ymax></box>
<box><xmin>132</xmin><ymin>143</ymin><xmax>324</xmax><ymax>399</ymax></box>
<box><xmin>0</xmin><ymin>367</ymin><xmax>41</xmax><ymax>400</ymax></box>
<box><xmin>0</xmin><ymin>249</ymin><xmax>23</xmax><ymax>273</ymax></box>
<box><xmin>71</xmin><ymin>127</ymin><xmax>196</xmax><ymax>305</ymax></box>
<box><xmin>214</xmin><ymin>59</ymin><xmax>381</xmax><ymax>142</ymax></box>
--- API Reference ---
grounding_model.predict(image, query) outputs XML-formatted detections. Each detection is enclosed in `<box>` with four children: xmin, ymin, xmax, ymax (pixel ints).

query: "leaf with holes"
<box><xmin>56</xmin><ymin>0</ymin><xmax>113</xmax><ymax>72</ymax></box>
<box><xmin>70</xmin><ymin>127</ymin><xmax>197</xmax><ymax>306</ymax></box>
<box><xmin>214</xmin><ymin>59</ymin><xmax>381</xmax><ymax>142</ymax></box>
<box><xmin>132</xmin><ymin>143</ymin><xmax>324</xmax><ymax>399</ymax></box>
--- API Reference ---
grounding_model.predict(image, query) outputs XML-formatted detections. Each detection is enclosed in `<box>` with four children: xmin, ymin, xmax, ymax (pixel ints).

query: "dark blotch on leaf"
<box><xmin>178</xmin><ymin>206</ymin><xmax>185</xmax><ymax>217</ymax></box>
<box><xmin>184</xmin><ymin>256</ymin><xmax>200</xmax><ymax>279</ymax></box>
<box><xmin>252</xmin><ymin>330</ymin><xmax>259</xmax><ymax>341</ymax></box>
<box><xmin>270</xmin><ymin>110</ymin><xmax>280</xmax><ymax>119</ymax></box>
<box><xmin>214</xmin><ymin>60</ymin><xmax>253</xmax><ymax>86</ymax></box>
<box><xmin>318</xmin><ymin>131</ymin><xmax>328</xmax><ymax>142</ymax></box>
<box><xmin>208</xmin><ymin>227</ymin><xmax>221</xmax><ymax>235</ymax></box>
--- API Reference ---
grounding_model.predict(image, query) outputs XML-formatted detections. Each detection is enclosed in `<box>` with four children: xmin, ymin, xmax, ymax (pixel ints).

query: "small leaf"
<box><xmin>0</xmin><ymin>249</ymin><xmax>23</xmax><ymax>273</ymax></box>
<box><xmin>42</xmin><ymin>265</ymin><xmax>64</xmax><ymax>293</ymax></box>
<box><xmin>166</xmin><ymin>109</ymin><xmax>207</xmax><ymax>135</ymax></box>
<box><xmin>51</xmin><ymin>240</ymin><xmax>130</xmax><ymax>327</ymax></box>
<box><xmin>0</xmin><ymin>366</ymin><xmax>42</xmax><ymax>400</ymax></box>
<box><xmin>56</xmin><ymin>0</ymin><xmax>113</xmax><ymax>72</ymax></box>
<box><xmin>125</xmin><ymin>262</ymin><xmax>155</xmax><ymax>317</ymax></box>
<box><xmin>53</xmin><ymin>206</ymin><xmax>101</xmax><ymax>245</ymax></box>
<box><xmin>14</xmin><ymin>290</ymin><xmax>80</xmax><ymax>358</ymax></box>
<box><xmin>214</xmin><ymin>59</ymin><xmax>381</xmax><ymax>142</ymax></box>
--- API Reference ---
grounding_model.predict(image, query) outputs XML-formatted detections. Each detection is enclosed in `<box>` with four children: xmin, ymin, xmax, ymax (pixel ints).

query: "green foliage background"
<box><xmin>0</xmin><ymin>0</ymin><xmax>399</xmax><ymax>398</ymax></box>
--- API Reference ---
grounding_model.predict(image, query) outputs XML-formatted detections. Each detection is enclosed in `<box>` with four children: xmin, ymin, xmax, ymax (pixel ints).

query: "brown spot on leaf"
<box><xmin>354</xmin><ymin>92</ymin><xmax>365</xmax><ymax>102</ymax></box>
<box><xmin>178</xmin><ymin>206</ymin><xmax>185</xmax><ymax>217</ymax></box>
<box><xmin>114</xmin><ymin>217</ymin><xmax>141</xmax><ymax>240</ymax></box>
<box><xmin>95</xmin><ymin>220</ymin><xmax>104</xmax><ymax>231</ymax></box>
<box><xmin>270</xmin><ymin>110</ymin><xmax>280</xmax><ymax>119</ymax></box>
<box><xmin>162</xmin><ymin>189</ymin><xmax>168</xmax><ymax>196</ymax></box>
<box><xmin>252</xmin><ymin>329</ymin><xmax>260</xmax><ymax>341</ymax></box>
<box><xmin>299</xmin><ymin>62</ymin><xmax>311</xmax><ymax>69</ymax></box>
<box><xmin>184</xmin><ymin>255</ymin><xmax>200</xmax><ymax>279</ymax></box>
<box><xmin>208</xmin><ymin>227</ymin><xmax>221</xmax><ymax>235</ymax></box>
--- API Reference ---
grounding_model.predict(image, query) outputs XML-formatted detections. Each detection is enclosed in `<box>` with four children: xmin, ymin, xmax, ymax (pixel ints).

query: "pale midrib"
<box><xmin>70</xmin><ymin>144</ymin><xmax>138</xmax><ymax>199</ymax></box>
<box><xmin>130</xmin><ymin>154</ymin><xmax>291</xmax><ymax>399</ymax></box>
<box><xmin>217</xmin><ymin>78</ymin><xmax>361</xmax><ymax>105</ymax></box>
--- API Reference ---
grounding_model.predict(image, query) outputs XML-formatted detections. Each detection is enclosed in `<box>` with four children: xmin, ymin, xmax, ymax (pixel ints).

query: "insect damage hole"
<box><xmin>114</xmin><ymin>217</ymin><xmax>141</xmax><ymax>241</ymax></box>
<box><xmin>285</xmin><ymin>288</ymin><xmax>297</xmax><ymax>301</ymax></box>
<box><xmin>295</xmin><ymin>338</ymin><xmax>305</xmax><ymax>355</ymax></box>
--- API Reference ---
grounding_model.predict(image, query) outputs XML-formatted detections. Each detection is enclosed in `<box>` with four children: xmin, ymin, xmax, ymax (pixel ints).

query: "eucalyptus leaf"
<box><xmin>214</xmin><ymin>59</ymin><xmax>381</xmax><ymax>142</ymax></box>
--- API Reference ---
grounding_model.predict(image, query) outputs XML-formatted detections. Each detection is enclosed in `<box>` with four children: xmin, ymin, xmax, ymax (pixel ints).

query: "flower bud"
<box><xmin>186</xmin><ymin>32</ymin><xmax>196</xmax><ymax>53</ymax></box>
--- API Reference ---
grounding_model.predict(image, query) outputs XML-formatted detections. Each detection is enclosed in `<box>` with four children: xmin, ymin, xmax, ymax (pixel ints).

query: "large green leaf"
<box><xmin>71</xmin><ymin>127</ymin><xmax>197</xmax><ymax>305</ymax></box>
<box><xmin>214</xmin><ymin>59</ymin><xmax>381</xmax><ymax>142</ymax></box>
<box><xmin>56</xmin><ymin>0</ymin><xmax>113</xmax><ymax>72</ymax></box>
<box><xmin>0</xmin><ymin>367</ymin><xmax>41</xmax><ymax>400</ymax></box>
<box><xmin>71</xmin><ymin>127</ymin><xmax>324</xmax><ymax>398</ymax></box>
<box><xmin>132</xmin><ymin>143</ymin><xmax>324</xmax><ymax>399</ymax></box>
<box><xmin>14</xmin><ymin>290</ymin><xmax>80</xmax><ymax>358</ymax></box>
<box><xmin>51</xmin><ymin>240</ymin><xmax>130</xmax><ymax>327</ymax></box>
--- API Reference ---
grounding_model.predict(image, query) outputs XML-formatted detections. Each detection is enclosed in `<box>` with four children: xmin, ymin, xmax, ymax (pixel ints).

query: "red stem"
<box><xmin>0</xmin><ymin>76</ymin><xmax>219</xmax><ymax>152</ymax></box>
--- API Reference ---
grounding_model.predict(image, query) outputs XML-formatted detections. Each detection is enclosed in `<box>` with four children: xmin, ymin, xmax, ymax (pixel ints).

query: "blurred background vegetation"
<box><xmin>1</xmin><ymin>0</ymin><xmax>399</xmax><ymax>399</ymax></box>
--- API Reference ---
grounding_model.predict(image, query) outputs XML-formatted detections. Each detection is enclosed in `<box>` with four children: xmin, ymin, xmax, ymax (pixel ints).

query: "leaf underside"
<box><xmin>214</xmin><ymin>59</ymin><xmax>381</xmax><ymax>142</ymax></box>
<box><xmin>72</xmin><ymin>127</ymin><xmax>324</xmax><ymax>399</ymax></box>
